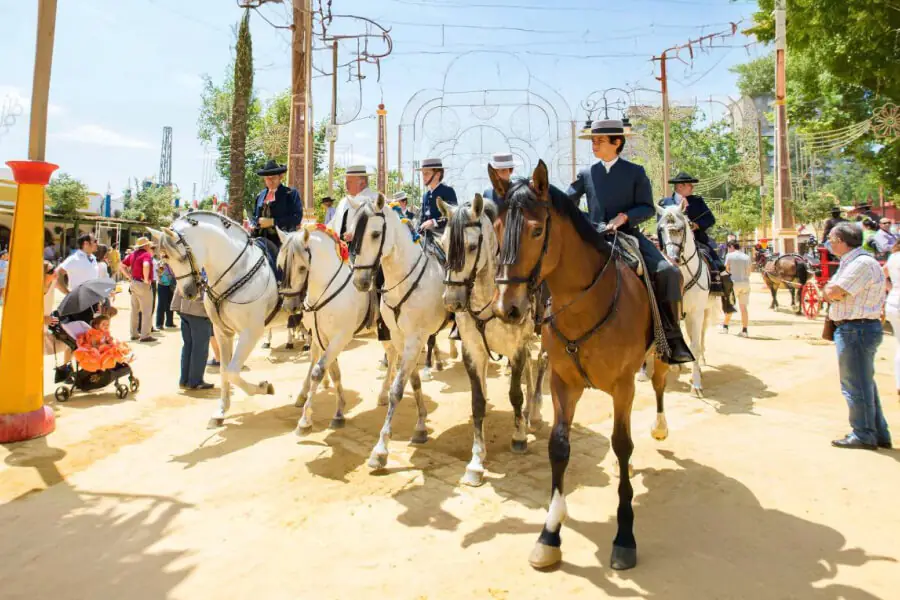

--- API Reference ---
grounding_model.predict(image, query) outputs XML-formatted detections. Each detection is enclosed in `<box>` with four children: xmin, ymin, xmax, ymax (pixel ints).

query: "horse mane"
<box><xmin>447</xmin><ymin>198</ymin><xmax>499</xmax><ymax>272</ymax></box>
<box><xmin>176</xmin><ymin>210</ymin><xmax>250</xmax><ymax>248</ymax></box>
<box><xmin>499</xmin><ymin>177</ymin><xmax>611</xmax><ymax>266</ymax></box>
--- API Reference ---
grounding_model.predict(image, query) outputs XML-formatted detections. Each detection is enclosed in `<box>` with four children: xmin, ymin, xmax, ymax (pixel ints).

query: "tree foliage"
<box><xmin>122</xmin><ymin>185</ymin><xmax>175</xmax><ymax>227</ymax></box>
<box><xmin>227</xmin><ymin>9</ymin><xmax>254</xmax><ymax>223</ymax></box>
<box><xmin>743</xmin><ymin>1</ymin><xmax>900</xmax><ymax>195</ymax></box>
<box><xmin>46</xmin><ymin>173</ymin><xmax>89</xmax><ymax>217</ymax></box>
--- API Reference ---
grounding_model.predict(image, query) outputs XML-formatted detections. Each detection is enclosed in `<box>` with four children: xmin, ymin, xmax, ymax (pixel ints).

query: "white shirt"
<box><xmin>885</xmin><ymin>253</ymin><xmax>900</xmax><ymax>315</ymax></box>
<box><xmin>600</xmin><ymin>156</ymin><xmax>619</xmax><ymax>173</ymax></box>
<box><xmin>97</xmin><ymin>262</ymin><xmax>110</xmax><ymax>279</ymax></box>
<box><xmin>327</xmin><ymin>187</ymin><xmax>379</xmax><ymax>235</ymax></box>
<box><xmin>58</xmin><ymin>249</ymin><xmax>98</xmax><ymax>291</ymax></box>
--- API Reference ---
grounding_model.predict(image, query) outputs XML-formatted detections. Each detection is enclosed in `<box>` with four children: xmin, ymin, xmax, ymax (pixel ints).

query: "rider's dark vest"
<box><xmin>567</xmin><ymin>160</ymin><xmax>655</xmax><ymax>237</ymax></box>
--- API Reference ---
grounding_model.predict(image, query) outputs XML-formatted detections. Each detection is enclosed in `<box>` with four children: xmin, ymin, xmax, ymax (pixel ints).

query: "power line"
<box><xmin>386</xmin><ymin>0</ymin><xmax>755</xmax><ymax>11</ymax></box>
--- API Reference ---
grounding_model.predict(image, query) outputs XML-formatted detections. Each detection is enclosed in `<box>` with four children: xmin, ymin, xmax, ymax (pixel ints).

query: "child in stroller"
<box><xmin>50</xmin><ymin>314</ymin><xmax>139</xmax><ymax>402</ymax></box>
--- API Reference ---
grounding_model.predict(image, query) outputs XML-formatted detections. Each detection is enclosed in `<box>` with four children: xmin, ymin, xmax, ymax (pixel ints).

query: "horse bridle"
<box><xmin>350</xmin><ymin>212</ymin><xmax>387</xmax><ymax>272</ymax></box>
<box><xmin>495</xmin><ymin>208</ymin><xmax>552</xmax><ymax>294</ymax></box>
<box><xmin>662</xmin><ymin>219</ymin><xmax>707</xmax><ymax>292</ymax></box>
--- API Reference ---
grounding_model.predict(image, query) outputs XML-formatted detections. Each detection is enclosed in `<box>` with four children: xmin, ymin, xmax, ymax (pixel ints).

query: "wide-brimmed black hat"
<box><xmin>669</xmin><ymin>172</ymin><xmax>699</xmax><ymax>185</ymax></box>
<box><xmin>257</xmin><ymin>159</ymin><xmax>287</xmax><ymax>176</ymax></box>
<box><xmin>321</xmin><ymin>196</ymin><xmax>334</xmax><ymax>204</ymax></box>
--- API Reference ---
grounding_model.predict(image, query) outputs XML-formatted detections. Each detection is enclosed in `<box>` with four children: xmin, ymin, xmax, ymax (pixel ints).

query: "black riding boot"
<box><xmin>720</xmin><ymin>272</ymin><xmax>737</xmax><ymax>314</ymax></box>
<box><xmin>659</xmin><ymin>300</ymin><xmax>695</xmax><ymax>365</ymax></box>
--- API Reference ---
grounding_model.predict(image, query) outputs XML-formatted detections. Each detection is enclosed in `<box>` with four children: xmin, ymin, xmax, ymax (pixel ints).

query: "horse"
<box><xmin>150</xmin><ymin>212</ymin><xmax>278</xmax><ymax>428</ymax></box>
<box><xmin>762</xmin><ymin>254</ymin><xmax>810</xmax><ymax>313</ymax></box>
<box><xmin>655</xmin><ymin>202</ymin><xmax>718</xmax><ymax>397</ymax></box>
<box><xmin>276</xmin><ymin>227</ymin><xmax>371</xmax><ymax>433</ymax></box>
<box><xmin>349</xmin><ymin>194</ymin><xmax>451</xmax><ymax>469</ymax></box>
<box><xmin>491</xmin><ymin>161</ymin><xmax>670</xmax><ymax>571</ymax></box>
<box><xmin>438</xmin><ymin>193</ymin><xmax>548</xmax><ymax>487</ymax></box>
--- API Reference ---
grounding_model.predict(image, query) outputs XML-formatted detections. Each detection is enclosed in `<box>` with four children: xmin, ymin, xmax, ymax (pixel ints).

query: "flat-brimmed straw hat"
<box><xmin>392</xmin><ymin>191</ymin><xmax>408</xmax><ymax>202</ymax></box>
<box><xmin>577</xmin><ymin>119</ymin><xmax>633</xmax><ymax>140</ymax></box>
<box><xmin>489</xmin><ymin>152</ymin><xmax>515</xmax><ymax>170</ymax></box>
<box><xmin>415</xmin><ymin>157</ymin><xmax>444</xmax><ymax>170</ymax></box>
<box><xmin>345</xmin><ymin>165</ymin><xmax>371</xmax><ymax>177</ymax></box>
<box><xmin>668</xmin><ymin>172</ymin><xmax>700</xmax><ymax>185</ymax></box>
<box><xmin>134</xmin><ymin>237</ymin><xmax>152</xmax><ymax>249</ymax></box>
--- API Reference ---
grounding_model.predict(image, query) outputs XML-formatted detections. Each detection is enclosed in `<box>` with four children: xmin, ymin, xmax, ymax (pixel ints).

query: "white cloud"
<box><xmin>52</xmin><ymin>124</ymin><xmax>154</xmax><ymax>149</ymax></box>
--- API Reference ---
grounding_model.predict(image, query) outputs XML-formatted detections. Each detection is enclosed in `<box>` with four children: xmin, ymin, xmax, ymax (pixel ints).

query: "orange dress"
<box><xmin>73</xmin><ymin>329</ymin><xmax>132</xmax><ymax>372</ymax></box>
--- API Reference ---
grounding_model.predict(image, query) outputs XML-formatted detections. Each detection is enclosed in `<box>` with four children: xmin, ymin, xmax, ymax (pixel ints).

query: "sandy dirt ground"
<box><xmin>1</xmin><ymin>274</ymin><xmax>899</xmax><ymax>600</ymax></box>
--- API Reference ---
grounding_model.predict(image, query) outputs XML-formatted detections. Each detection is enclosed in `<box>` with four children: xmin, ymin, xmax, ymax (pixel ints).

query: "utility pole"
<box><xmin>773</xmin><ymin>0</ymin><xmax>796</xmax><ymax>253</ymax></box>
<box><xmin>328</xmin><ymin>42</ymin><xmax>338</xmax><ymax>193</ymax></box>
<box><xmin>377</xmin><ymin>104</ymin><xmax>388</xmax><ymax>195</ymax></box>
<box><xmin>288</xmin><ymin>0</ymin><xmax>314</xmax><ymax>212</ymax></box>
<box><xmin>652</xmin><ymin>24</ymin><xmax>739</xmax><ymax>195</ymax></box>
<box><xmin>757</xmin><ymin>117</ymin><xmax>768</xmax><ymax>238</ymax></box>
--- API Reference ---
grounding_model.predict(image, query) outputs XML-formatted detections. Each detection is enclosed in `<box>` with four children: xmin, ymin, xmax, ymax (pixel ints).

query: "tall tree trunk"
<box><xmin>228</xmin><ymin>10</ymin><xmax>253</xmax><ymax>223</ymax></box>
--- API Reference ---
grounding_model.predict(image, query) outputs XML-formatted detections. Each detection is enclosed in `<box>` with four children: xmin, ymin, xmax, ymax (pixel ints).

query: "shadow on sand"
<box><xmin>667</xmin><ymin>364</ymin><xmax>776</xmax><ymax>416</ymax></box>
<box><xmin>1</xmin><ymin>438</ymin><xmax>192</xmax><ymax>599</ymax></box>
<box><xmin>466</xmin><ymin>449</ymin><xmax>894</xmax><ymax>599</ymax></box>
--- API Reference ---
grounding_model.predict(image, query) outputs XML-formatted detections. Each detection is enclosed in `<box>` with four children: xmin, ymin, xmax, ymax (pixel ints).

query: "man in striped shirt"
<box><xmin>825</xmin><ymin>222</ymin><xmax>892</xmax><ymax>450</ymax></box>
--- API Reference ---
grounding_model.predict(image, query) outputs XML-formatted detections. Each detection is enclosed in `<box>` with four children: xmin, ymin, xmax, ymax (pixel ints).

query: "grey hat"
<box><xmin>577</xmin><ymin>119</ymin><xmax>633</xmax><ymax>140</ymax></box>
<box><xmin>416</xmin><ymin>157</ymin><xmax>444</xmax><ymax>170</ymax></box>
<box><xmin>345</xmin><ymin>165</ymin><xmax>370</xmax><ymax>177</ymax></box>
<box><xmin>391</xmin><ymin>191</ymin><xmax>408</xmax><ymax>202</ymax></box>
<box><xmin>489</xmin><ymin>152</ymin><xmax>515</xmax><ymax>169</ymax></box>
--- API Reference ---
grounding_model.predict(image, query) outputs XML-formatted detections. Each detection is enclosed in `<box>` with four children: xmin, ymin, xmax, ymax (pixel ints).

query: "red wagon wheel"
<box><xmin>801</xmin><ymin>281</ymin><xmax>822</xmax><ymax>319</ymax></box>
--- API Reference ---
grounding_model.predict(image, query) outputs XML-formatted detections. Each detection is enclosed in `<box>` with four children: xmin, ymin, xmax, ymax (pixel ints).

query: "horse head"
<box><xmin>656</xmin><ymin>203</ymin><xmax>694</xmax><ymax>265</ymax></box>
<box><xmin>440</xmin><ymin>193</ymin><xmax>497</xmax><ymax>313</ymax></box>
<box><xmin>349</xmin><ymin>193</ymin><xmax>391</xmax><ymax>292</ymax></box>
<box><xmin>277</xmin><ymin>228</ymin><xmax>311</xmax><ymax>312</ymax></box>
<box><xmin>150</xmin><ymin>224</ymin><xmax>203</xmax><ymax>300</ymax></box>
<box><xmin>493</xmin><ymin>160</ymin><xmax>553</xmax><ymax>325</ymax></box>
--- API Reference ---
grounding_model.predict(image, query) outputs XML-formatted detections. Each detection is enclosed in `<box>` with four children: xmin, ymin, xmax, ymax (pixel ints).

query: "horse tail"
<box><xmin>796</xmin><ymin>260</ymin><xmax>809</xmax><ymax>285</ymax></box>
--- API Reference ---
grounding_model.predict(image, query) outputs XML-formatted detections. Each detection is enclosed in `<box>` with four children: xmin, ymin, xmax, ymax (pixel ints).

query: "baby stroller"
<box><xmin>49</xmin><ymin>318</ymin><xmax>139</xmax><ymax>402</ymax></box>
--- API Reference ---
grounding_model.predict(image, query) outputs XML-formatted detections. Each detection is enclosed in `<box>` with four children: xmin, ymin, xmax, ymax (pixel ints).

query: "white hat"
<box><xmin>489</xmin><ymin>152</ymin><xmax>515</xmax><ymax>170</ymax></box>
<box><xmin>392</xmin><ymin>191</ymin><xmax>408</xmax><ymax>202</ymax></box>
<box><xmin>577</xmin><ymin>118</ymin><xmax>633</xmax><ymax>140</ymax></box>
<box><xmin>345</xmin><ymin>165</ymin><xmax>370</xmax><ymax>177</ymax></box>
<box><xmin>416</xmin><ymin>157</ymin><xmax>444</xmax><ymax>170</ymax></box>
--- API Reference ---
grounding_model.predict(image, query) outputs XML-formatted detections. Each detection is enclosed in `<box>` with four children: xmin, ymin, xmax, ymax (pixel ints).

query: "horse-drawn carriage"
<box><xmin>799</xmin><ymin>245</ymin><xmax>889</xmax><ymax>320</ymax></box>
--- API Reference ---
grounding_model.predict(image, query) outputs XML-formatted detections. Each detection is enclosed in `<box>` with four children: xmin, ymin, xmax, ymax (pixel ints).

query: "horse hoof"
<box><xmin>460</xmin><ymin>468</ymin><xmax>485</xmax><ymax>487</ymax></box>
<box><xmin>511</xmin><ymin>439</ymin><xmax>528</xmax><ymax>454</ymax></box>
<box><xmin>368</xmin><ymin>453</ymin><xmax>388</xmax><ymax>470</ymax></box>
<box><xmin>420</xmin><ymin>368</ymin><xmax>433</xmax><ymax>382</ymax></box>
<box><xmin>410</xmin><ymin>430</ymin><xmax>429</xmax><ymax>445</ymax></box>
<box><xmin>610</xmin><ymin>545</ymin><xmax>637</xmax><ymax>570</ymax></box>
<box><xmin>330</xmin><ymin>417</ymin><xmax>345</xmax><ymax>429</ymax></box>
<box><xmin>435</xmin><ymin>361</ymin><xmax>444</xmax><ymax>372</ymax></box>
<box><xmin>636</xmin><ymin>370</ymin><xmax>650</xmax><ymax>382</ymax></box>
<box><xmin>528</xmin><ymin>543</ymin><xmax>562</xmax><ymax>569</ymax></box>
<box><xmin>285</xmin><ymin>343</ymin><xmax>294</xmax><ymax>350</ymax></box>
<box><xmin>207</xmin><ymin>417</ymin><xmax>225</xmax><ymax>429</ymax></box>
<box><xmin>294</xmin><ymin>423</ymin><xmax>312</xmax><ymax>437</ymax></box>
<box><xmin>262</xmin><ymin>342</ymin><xmax>271</xmax><ymax>349</ymax></box>
<box><xmin>651</xmin><ymin>426</ymin><xmax>669</xmax><ymax>441</ymax></box>
<box><xmin>265</xmin><ymin>382</ymin><xmax>275</xmax><ymax>395</ymax></box>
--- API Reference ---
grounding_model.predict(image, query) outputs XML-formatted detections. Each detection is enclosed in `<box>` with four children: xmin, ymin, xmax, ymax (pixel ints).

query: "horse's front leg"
<box><xmin>295</xmin><ymin>330</ymin><xmax>352</xmax><ymax>435</ymax></box>
<box><xmin>686</xmin><ymin>308</ymin><xmax>704</xmax><ymax>397</ymax></box>
<box><xmin>527</xmin><ymin>348</ymin><xmax>548</xmax><ymax>433</ymax></box>
<box><xmin>509</xmin><ymin>348</ymin><xmax>528</xmax><ymax>454</ymax></box>
<box><xmin>209</xmin><ymin>329</ymin><xmax>234</xmax><ymax>428</ymax></box>
<box><xmin>650</xmin><ymin>356</ymin><xmax>670</xmax><ymax>441</ymax></box>
<box><xmin>609</xmin><ymin>376</ymin><xmax>638</xmax><ymax>570</ymax></box>
<box><xmin>285</xmin><ymin>324</ymin><xmax>295</xmax><ymax>350</ymax></box>
<box><xmin>460</xmin><ymin>343</ymin><xmax>490</xmax><ymax>487</ymax></box>
<box><xmin>368</xmin><ymin>336</ymin><xmax>422</xmax><ymax>470</ymax></box>
<box><xmin>377</xmin><ymin>342</ymin><xmax>398</xmax><ymax>406</ymax></box>
<box><xmin>296</xmin><ymin>343</ymin><xmax>319</xmax><ymax>407</ymax></box>
<box><xmin>227</xmin><ymin>326</ymin><xmax>275</xmax><ymax>397</ymax></box>
<box><xmin>328</xmin><ymin>360</ymin><xmax>347</xmax><ymax>428</ymax></box>
<box><xmin>262</xmin><ymin>327</ymin><xmax>272</xmax><ymax>349</ymax></box>
<box><xmin>529</xmin><ymin>370</ymin><xmax>583</xmax><ymax>569</ymax></box>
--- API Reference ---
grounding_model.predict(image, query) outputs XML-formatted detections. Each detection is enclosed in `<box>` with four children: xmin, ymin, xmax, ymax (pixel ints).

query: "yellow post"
<box><xmin>0</xmin><ymin>161</ymin><xmax>58</xmax><ymax>442</ymax></box>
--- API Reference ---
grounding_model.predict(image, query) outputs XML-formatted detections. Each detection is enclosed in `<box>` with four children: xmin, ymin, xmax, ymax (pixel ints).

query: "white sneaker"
<box><xmin>718</xmin><ymin>325</ymin><xmax>728</xmax><ymax>334</ymax></box>
<box><xmin>737</xmin><ymin>330</ymin><xmax>748</xmax><ymax>338</ymax></box>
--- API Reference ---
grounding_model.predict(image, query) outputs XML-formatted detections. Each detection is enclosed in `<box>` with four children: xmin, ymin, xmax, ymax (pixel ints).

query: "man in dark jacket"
<box><xmin>483</xmin><ymin>152</ymin><xmax>515</xmax><ymax>208</ymax></box>
<box><xmin>416</xmin><ymin>157</ymin><xmax>458</xmax><ymax>236</ymax></box>
<box><xmin>659</xmin><ymin>172</ymin><xmax>736</xmax><ymax>314</ymax></box>
<box><xmin>568</xmin><ymin>119</ymin><xmax>694</xmax><ymax>364</ymax></box>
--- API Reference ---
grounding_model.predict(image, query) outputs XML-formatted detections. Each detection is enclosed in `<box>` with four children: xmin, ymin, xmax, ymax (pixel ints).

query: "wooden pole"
<box><xmin>304</xmin><ymin>3</ymin><xmax>314</xmax><ymax>208</ymax></box>
<box><xmin>28</xmin><ymin>0</ymin><xmax>57</xmax><ymax>162</ymax></box>
<box><xmin>757</xmin><ymin>117</ymin><xmax>768</xmax><ymax>238</ymax></box>
<box><xmin>288</xmin><ymin>0</ymin><xmax>312</xmax><ymax>210</ymax></box>
<box><xmin>773</xmin><ymin>0</ymin><xmax>796</xmax><ymax>253</ymax></box>
<box><xmin>328</xmin><ymin>42</ymin><xmax>338</xmax><ymax>194</ymax></box>
<box><xmin>377</xmin><ymin>104</ymin><xmax>387</xmax><ymax>196</ymax></box>
<box><xmin>659</xmin><ymin>53</ymin><xmax>672</xmax><ymax>195</ymax></box>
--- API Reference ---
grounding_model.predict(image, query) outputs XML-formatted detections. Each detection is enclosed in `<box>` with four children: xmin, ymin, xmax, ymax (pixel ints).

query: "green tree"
<box><xmin>227</xmin><ymin>9</ymin><xmax>254</xmax><ymax>223</ymax></box>
<box><xmin>730</xmin><ymin>53</ymin><xmax>775</xmax><ymax>99</ymax></box>
<box><xmin>198</xmin><ymin>195</ymin><xmax>215</xmax><ymax>211</ymax></box>
<box><xmin>123</xmin><ymin>185</ymin><xmax>175</xmax><ymax>227</ymax></box>
<box><xmin>46</xmin><ymin>173</ymin><xmax>89</xmax><ymax>217</ymax></box>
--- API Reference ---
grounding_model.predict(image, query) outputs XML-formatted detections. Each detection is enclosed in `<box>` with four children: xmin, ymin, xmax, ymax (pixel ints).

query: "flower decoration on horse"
<box><xmin>389</xmin><ymin>201</ymin><xmax>421</xmax><ymax>244</ymax></box>
<box><xmin>306</xmin><ymin>222</ymin><xmax>350</xmax><ymax>263</ymax></box>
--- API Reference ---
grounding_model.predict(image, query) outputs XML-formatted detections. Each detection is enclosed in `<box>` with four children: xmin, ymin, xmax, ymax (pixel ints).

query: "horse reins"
<box><xmin>663</xmin><ymin>233</ymin><xmax>708</xmax><ymax>293</ymax></box>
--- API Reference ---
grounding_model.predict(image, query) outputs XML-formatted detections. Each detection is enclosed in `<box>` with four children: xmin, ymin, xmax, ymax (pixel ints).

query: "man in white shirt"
<box><xmin>328</xmin><ymin>165</ymin><xmax>379</xmax><ymax>240</ymax></box>
<box><xmin>56</xmin><ymin>233</ymin><xmax>98</xmax><ymax>295</ymax></box>
<box><xmin>721</xmin><ymin>241</ymin><xmax>752</xmax><ymax>337</ymax></box>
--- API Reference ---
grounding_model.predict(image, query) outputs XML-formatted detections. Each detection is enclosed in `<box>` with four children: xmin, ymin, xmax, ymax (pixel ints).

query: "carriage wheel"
<box><xmin>801</xmin><ymin>281</ymin><xmax>822</xmax><ymax>319</ymax></box>
<box><xmin>55</xmin><ymin>386</ymin><xmax>71</xmax><ymax>402</ymax></box>
<box><xmin>115</xmin><ymin>384</ymin><xmax>129</xmax><ymax>399</ymax></box>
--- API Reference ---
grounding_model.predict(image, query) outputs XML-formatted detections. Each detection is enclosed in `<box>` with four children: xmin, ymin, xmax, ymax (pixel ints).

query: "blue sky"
<box><xmin>0</xmin><ymin>0</ymin><xmax>764</xmax><ymax>201</ymax></box>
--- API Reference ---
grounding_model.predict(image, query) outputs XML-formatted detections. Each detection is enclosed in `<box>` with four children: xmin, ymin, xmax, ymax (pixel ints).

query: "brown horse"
<box><xmin>762</xmin><ymin>255</ymin><xmax>810</xmax><ymax>313</ymax></box>
<box><xmin>491</xmin><ymin>161</ymin><xmax>670</xmax><ymax>571</ymax></box>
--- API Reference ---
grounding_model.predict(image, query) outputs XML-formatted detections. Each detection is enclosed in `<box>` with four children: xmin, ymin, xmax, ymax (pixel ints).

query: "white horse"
<box><xmin>349</xmin><ymin>194</ymin><xmax>451</xmax><ymax>469</ymax></box>
<box><xmin>654</xmin><ymin>202</ymin><xmax>716</xmax><ymax>396</ymax></box>
<box><xmin>439</xmin><ymin>194</ymin><xmax>549</xmax><ymax>486</ymax></box>
<box><xmin>276</xmin><ymin>227</ymin><xmax>371</xmax><ymax>433</ymax></box>
<box><xmin>150</xmin><ymin>212</ymin><xmax>279</xmax><ymax>427</ymax></box>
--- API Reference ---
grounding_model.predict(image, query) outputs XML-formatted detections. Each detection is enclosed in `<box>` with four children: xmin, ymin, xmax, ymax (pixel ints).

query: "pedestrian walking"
<box><xmin>56</xmin><ymin>232</ymin><xmax>98</xmax><ymax>295</ymax></box>
<box><xmin>721</xmin><ymin>241</ymin><xmax>751</xmax><ymax>337</ymax></box>
<box><xmin>119</xmin><ymin>237</ymin><xmax>155</xmax><ymax>342</ymax></box>
<box><xmin>824</xmin><ymin>222</ymin><xmax>892</xmax><ymax>450</ymax></box>
<box><xmin>171</xmin><ymin>287</ymin><xmax>214</xmax><ymax>390</ymax></box>
<box><xmin>883</xmin><ymin>238</ymin><xmax>900</xmax><ymax>401</ymax></box>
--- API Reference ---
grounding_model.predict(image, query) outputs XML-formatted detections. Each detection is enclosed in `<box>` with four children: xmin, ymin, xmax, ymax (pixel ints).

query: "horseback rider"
<box><xmin>567</xmin><ymin>119</ymin><xmax>694</xmax><ymax>365</ymax></box>
<box><xmin>391</xmin><ymin>190</ymin><xmax>416</xmax><ymax>222</ymax></box>
<box><xmin>484</xmin><ymin>152</ymin><xmax>515</xmax><ymax>209</ymax></box>
<box><xmin>659</xmin><ymin>172</ymin><xmax>737</xmax><ymax>314</ymax></box>
<box><xmin>416</xmin><ymin>157</ymin><xmax>460</xmax><ymax>341</ymax></box>
<box><xmin>251</xmin><ymin>159</ymin><xmax>303</xmax><ymax>277</ymax></box>
<box><xmin>329</xmin><ymin>165</ymin><xmax>379</xmax><ymax>240</ymax></box>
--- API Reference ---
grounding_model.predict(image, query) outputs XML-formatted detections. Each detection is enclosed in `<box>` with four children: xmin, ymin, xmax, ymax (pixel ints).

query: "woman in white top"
<box><xmin>883</xmin><ymin>238</ymin><xmax>900</xmax><ymax>398</ymax></box>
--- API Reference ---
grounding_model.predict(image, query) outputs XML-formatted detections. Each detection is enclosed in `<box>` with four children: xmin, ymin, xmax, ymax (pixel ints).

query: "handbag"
<box><xmin>822</xmin><ymin>317</ymin><xmax>836</xmax><ymax>341</ymax></box>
